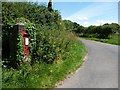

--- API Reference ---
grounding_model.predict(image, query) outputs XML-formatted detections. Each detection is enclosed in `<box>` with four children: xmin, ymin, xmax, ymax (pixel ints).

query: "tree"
<box><xmin>103</xmin><ymin>23</ymin><xmax>120</xmax><ymax>34</ymax></box>
<box><xmin>95</xmin><ymin>26</ymin><xmax>112</xmax><ymax>39</ymax></box>
<box><xmin>48</xmin><ymin>0</ymin><xmax>53</xmax><ymax>12</ymax></box>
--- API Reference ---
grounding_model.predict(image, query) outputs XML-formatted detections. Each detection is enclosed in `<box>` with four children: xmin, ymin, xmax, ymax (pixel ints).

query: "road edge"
<box><xmin>55</xmin><ymin>52</ymin><xmax>88</xmax><ymax>88</ymax></box>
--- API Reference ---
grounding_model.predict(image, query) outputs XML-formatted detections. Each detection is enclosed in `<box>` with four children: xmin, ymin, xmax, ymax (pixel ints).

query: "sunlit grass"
<box><xmin>2</xmin><ymin>41</ymin><xmax>87</xmax><ymax>88</ymax></box>
<box><xmin>82</xmin><ymin>35</ymin><xmax>120</xmax><ymax>45</ymax></box>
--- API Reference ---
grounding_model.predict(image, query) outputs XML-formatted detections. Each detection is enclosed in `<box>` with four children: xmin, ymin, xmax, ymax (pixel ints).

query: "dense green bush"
<box><xmin>63</xmin><ymin>18</ymin><xmax>120</xmax><ymax>39</ymax></box>
<box><xmin>95</xmin><ymin>26</ymin><xmax>112</xmax><ymax>38</ymax></box>
<box><xmin>2</xmin><ymin>2</ymin><xmax>86</xmax><ymax>88</ymax></box>
<box><xmin>2</xmin><ymin>40</ymin><xmax>86</xmax><ymax>88</ymax></box>
<box><xmin>35</xmin><ymin>25</ymin><xmax>75</xmax><ymax>64</ymax></box>
<box><xmin>2</xmin><ymin>2</ymin><xmax>74</xmax><ymax>67</ymax></box>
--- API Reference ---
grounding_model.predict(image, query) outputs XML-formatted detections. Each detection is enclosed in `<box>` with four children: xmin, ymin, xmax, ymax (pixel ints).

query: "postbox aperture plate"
<box><xmin>25</xmin><ymin>38</ymin><xmax>29</xmax><ymax>45</ymax></box>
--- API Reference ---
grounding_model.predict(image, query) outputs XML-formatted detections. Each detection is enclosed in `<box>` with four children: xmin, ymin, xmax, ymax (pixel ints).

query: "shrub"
<box><xmin>95</xmin><ymin>26</ymin><xmax>112</xmax><ymax>39</ymax></box>
<box><xmin>2</xmin><ymin>2</ymin><xmax>75</xmax><ymax>66</ymax></box>
<box><xmin>34</xmin><ymin>25</ymin><xmax>75</xmax><ymax>64</ymax></box>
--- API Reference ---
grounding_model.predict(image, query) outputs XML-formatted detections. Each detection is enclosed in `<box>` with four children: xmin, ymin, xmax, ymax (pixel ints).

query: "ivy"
<box><xmin>16</xmin><ymin>17</ymin><xmax>37</xmax><ymax>63</ymax></box>
<box><xmin>17</xmin><ymin>33</ymin><xmax>24</xmax><ymax>63</ymax></box>
<box><xmin>2</xmin><ymin>2</ymin><xmax>74</xmax><ymax>67</ymax></box>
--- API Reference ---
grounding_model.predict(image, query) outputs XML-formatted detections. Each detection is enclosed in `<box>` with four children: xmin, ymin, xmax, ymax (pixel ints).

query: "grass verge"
<box><xmin>81</xmin><ymin>35</ymin><xmax>120</xmax><ymax>45</ymax></box>
<box><xmin>2</xmin><ymin>40</ymin><xmax>87</xmax><ymax>88</ymax></box>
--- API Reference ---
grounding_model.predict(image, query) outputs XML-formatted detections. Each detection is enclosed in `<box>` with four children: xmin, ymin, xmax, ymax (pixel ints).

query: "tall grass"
<box><xmin>2</xmin><ymin>40</ymin><xmax>87</xmax><ymax>88</ymax></box>
<box><xmin>107</xmin><ymin>35</ymin><xmax>120</xmax><ymax>45</ymax></box>
<box><xmin>2</xmin><ymin>2</ymin><xmax>87</xmax><ymax>88</ymax></box>
<box><xmin>34</xmin><ymin>26</ymin><xmax>75</xmax><ymax>64</ymax></box>
<box><xmin>82</xmin><ymin>35</ymin><xmax>120</xmax><ymax>45</ymax></box>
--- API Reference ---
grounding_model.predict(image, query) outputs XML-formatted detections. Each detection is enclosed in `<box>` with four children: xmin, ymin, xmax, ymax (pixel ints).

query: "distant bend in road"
<box><xmin>57</xmin><ymin>38</ymin><xmax>118</xmax><ymax>88</ymax></box>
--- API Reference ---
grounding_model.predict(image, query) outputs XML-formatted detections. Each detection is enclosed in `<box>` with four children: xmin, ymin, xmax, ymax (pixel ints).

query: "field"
<box><xmin>83</xmin><ymin>35</ymin><xmax>120</xmax><ymax>45</ymax></box>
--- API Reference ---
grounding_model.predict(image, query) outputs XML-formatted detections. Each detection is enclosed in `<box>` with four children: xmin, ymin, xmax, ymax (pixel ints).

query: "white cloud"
<box><xmin>77</xmin><ymin>16</ymin><xmax>88</xmax><ymax>20</ymax></box>
<box><xmin>80</xmin><ymin>20</ymin><xmax>118</xmax><ymax>27</ymax></box>
<box><xmin>78</xmin><ymin>22</ymin><xmax>94</xmax><ymax>27</ymax></box>
<box><xmin>96</xmin><ymin>20</ymin><xmax>118</xmax><ymax>25</ymax></box>
<box><xmin>63</xmin><ymin>2</ymin><xmax>117</xmax><ymax>27</ymax></box>
<box><xmin>65</xmin><ymin>2</ymin><xmax>117</xmax><ymax>19</ymax></box>
<box><xmin>64</xmin><ymin>16</ymin><xmax>88</xmax><ymax>23</ymax></box>
<box><xmin>81</xmin><ymin>21</ymin><xmax>89</xmax><ymax>26</ymax></box>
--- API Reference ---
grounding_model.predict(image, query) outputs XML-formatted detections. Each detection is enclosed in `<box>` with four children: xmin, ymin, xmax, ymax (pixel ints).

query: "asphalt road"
<box><xmin>57</xmin><ymin>38</ymin><xmax>118</xmax><ymax>88</ymax></box>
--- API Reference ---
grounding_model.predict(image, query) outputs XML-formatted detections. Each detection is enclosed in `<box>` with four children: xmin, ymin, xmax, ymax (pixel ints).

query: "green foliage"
<box><xmin>103</xmin><ymin>23</ymin><xmax>120</xmax><ymax>34</ymax></box>
<box><xmin>2</xmin><ymin>2</ymin><xmax>74</xmax><ymax>65</ymax></box>
<box><xmin>107</xmin><ymin>35</ymin><xmax>120</xmax><ymax>45</ymax></box>
<box><xmin>15</xmin><ymin>17</ymin><xmax>37</xmax><ymax>63</ymax></box>
<box><xmin>13</xmin><ymin>10</ymin><xmax>66</xmax><ymax>63</ymax></box>
<box><xmin>63</xmin><ymin>20</ymin><xmax>79</xmax><ymax>31</ymax></box>
<box><xmin>35</xmin><ymin>26</ymin><xmax>75</xmax><ymax>63</ymax></box>
<box><xmin>2</xmin><ymin>2</ymin><xmax>86</xmax><ymax>88</ymax></box>
<box><xmin>63</xmin><ymin>18</ymin><xmax>120</xmax><ymax>39</ymax></box>
<box><xmin>83</xmin><ymin>35</ymin><xmax>120</xmax><ymax>45</ymax></box>
<box><xmin>16</xmin><ymin>33</ymin><xmax>24</xmax><ymax>63</ymax></box>
<box><xmin>63</xmin><ymin>19</ymin><xmax>120</xmax><ymax>45</ymax></box>
<box><xmin>96</xmin><ymin>25</ymin><xmax>112</xmax><ymax>38</ymax></box>
<box><xmin>2</xmin><ymin>41</ymin><xmax>87</xmax><ymax>88</ymax></box>
<box><xmin>2</xmin><ymin>2</ymin><xmax>64</xmax><ymax>30</ymax></box>
<box><xmin>79</xmin><ymin>25</ymin><xmax>113</xmax><ymax>39</ymax></box>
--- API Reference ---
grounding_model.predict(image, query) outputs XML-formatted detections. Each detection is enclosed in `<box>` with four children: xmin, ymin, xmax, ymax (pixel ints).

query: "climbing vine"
<box><xmin>16</xmin><ymin>17</ymin><xmax>37</xmax><ymax>63</ymax></box>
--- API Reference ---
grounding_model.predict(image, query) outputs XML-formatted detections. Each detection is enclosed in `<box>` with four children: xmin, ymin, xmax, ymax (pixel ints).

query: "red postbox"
<box><xmin>15</xmin><ymin>23</ymin><xmax>30</xmax><ymax>62</ymax></box>
<box><xmin>21</xmin><ymin>30</ymin><xmax>30</xmax><ymax>59</ymax></box>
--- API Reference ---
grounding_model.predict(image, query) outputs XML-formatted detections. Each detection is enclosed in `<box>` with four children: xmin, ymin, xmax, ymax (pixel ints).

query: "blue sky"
<box><xmin>29</xmin><ymin>0</ymin><xmax>118</xmax><ymax>27</ymax></box>
<box><xmin>52</xmin><ymin>2</ymin><xmax>118</xmax><ymax>27</ymax></box>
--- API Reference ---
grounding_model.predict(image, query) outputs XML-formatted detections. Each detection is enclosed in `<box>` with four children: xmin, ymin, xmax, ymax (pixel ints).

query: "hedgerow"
<box><xmin>2</xmin><ymin>2</ymin><xmax>74</xmax><ymax>66</ymax></box>
<box><xmin>2</xmin><ymin>2</ymin><xmax>86</xmax><ymax>88</ymax></box>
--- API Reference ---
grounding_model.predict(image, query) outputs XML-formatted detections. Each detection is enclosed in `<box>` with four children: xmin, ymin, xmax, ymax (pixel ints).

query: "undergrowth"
<box><xmin>2</xmin><ymin>40</ymin><xmax>87</xmax><ymax>88</ymax></box>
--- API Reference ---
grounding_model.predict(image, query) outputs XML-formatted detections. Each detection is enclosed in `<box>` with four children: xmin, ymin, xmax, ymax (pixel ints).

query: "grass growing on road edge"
<box><xmin>81</xmin><ymin>35</ymin><xmax>120</xmax><ymax>45</ymax></box>
<box><xmin>2</xmin><ymin>40</ymin><xmax>87</xmax><ymax>88</ymax></box>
